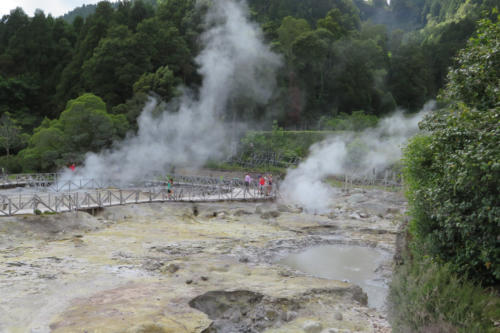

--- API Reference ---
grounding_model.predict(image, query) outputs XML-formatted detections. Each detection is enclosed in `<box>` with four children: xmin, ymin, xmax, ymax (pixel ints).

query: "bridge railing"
<box><xmin>0</xmin><ymin>173</ymin><xmax>59</xmax><ymax>187</ymax></box>
<box><xmin>42</xmin><ymin>174</ymin><xmax>261</xmax><ymax>192</ymax></box>
<box><xmin>0</xmin><ymin>178</ymin><xmax>277</xmax><ymax>216</ymax></box>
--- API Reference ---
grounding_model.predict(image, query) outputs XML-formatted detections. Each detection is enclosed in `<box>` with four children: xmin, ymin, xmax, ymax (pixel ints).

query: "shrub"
<box><xmin>325</xmin><ymin>110</ymin><xmax>379</xmax><ymax>131</ymax></box>
<box><xmin>0</xmin><ymin>155</ymin><xmax>22</xmax><ymax>174</ymax></box>
<box><xmin>240</xmin><ymin>121</ymin><xmax>332</xmax><ymax>160</ymax></box>
<box><xmin>389</xmin><ymin>257</ymin><xmax>500</xmax><ymax>333</ymax></box>
<box><xmin>402</xmin><ymin>17</ymin><xmax>500</xmax><ymax>285</ymax></box>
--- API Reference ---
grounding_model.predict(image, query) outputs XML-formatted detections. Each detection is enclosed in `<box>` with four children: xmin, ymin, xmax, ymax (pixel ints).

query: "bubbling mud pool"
<box><xmin>278</xmin><ymin>245</ymin><xmax>390</xmax><ymax>310</ymax></box>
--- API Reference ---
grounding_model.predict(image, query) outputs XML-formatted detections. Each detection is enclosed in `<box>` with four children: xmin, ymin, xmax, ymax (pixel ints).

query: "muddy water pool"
<box><xmin>278</xmin><ymin>244</ymin><xmax>390</xmax><ymax>309</ymax></box>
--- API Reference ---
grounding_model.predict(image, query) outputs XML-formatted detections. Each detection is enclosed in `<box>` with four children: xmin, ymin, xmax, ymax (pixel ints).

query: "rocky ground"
<box><xmin>0</xmin><ymin>186</ymin><xmax>406</xmax><ymax>333</ymax></box>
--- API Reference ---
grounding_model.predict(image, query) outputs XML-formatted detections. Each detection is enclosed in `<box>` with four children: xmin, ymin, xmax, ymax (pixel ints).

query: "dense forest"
<box><xmin>0</xmin><ymin>0</ymin><xmax>497</xmax><ymax>172</ymax></box>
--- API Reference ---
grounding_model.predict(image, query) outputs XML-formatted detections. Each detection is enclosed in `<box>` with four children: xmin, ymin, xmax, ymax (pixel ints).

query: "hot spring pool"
<box><xmin>278</xmin><ymin>244</ymin><xmax>389</xmax><ymax>309</ymax></box>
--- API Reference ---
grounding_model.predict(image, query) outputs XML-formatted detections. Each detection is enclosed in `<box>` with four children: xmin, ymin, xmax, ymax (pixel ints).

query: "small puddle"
<box><xmin>278</xmin><ymin>245</ymin><xmax>389</xmax><ymax>309</ymax></box>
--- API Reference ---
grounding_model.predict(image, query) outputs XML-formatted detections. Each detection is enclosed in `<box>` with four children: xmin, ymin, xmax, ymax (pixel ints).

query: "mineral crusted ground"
<box><xmin>0</xmin><ymin>187</ymin><xmax>405</xmax><ymax>333</ymax></box>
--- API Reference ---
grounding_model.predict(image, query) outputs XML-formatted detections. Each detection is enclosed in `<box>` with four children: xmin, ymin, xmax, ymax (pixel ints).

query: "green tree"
<box><xmin>277</xmin><ymin>16</ymin><xmax>311</xmax><ymax>57</ymax></box>
<box><xmin>56</xmin><ymin>1</ymin><xmax>115</xmax><ymax>109</ymax></box>
<box><xmin>82</xmin><ymin>25</ymin><xmax>152</xmax><ymax>106</ymax></box>
<box><xmin>135</xmin><ymin>18</ymin><xmax>192</xmax><ymax>79</ymax></box>
<box><xmin>157</xmin><ymin>0</ymin><xmax>195</xmax><ymax>34</ymax></box>
<box><xmin>20</xmin><ymin>121</ymin><xmax>65</xmax><ymax>171</ymax></box>
<box><xmin>129</xmin><ymin>0</ymin><xmax>154</xmax><ymax>30</ymax></box>
<box><xmin>421</xmin><ymin>17</ymin><xmax>477</xmax><ymax>96</ymax></box>
<box><xmin>111</xmin><ymin>92</ymin><xmax>149</xmax><ymax>131</ymax></box>
<box><xmin>291</xmin><ymin>28</ymin><xmax>336</xmax><ymax>121</ymax></box>
<box><xmin>390</xmin><ymin>0</ymin><xmax>426</xmax><ymax>29</ymax></box>
<box><xmin>59</xmin><ymin>93</ymin><xmax>128</xmax><ymax>154</ymax></box>
<box><xmin>133</xmin><ymin>65</ymin><xmax>179</xmax><ymax>101</ymax></box>
<box><xmin>19</xmin><ymin>93</ymin><xmax>128</xmax><ymax>171</ymax></box>
<box><xmin>333</xmin><ymin>38</ymin><xmax>388</xmax><ymax>114</ymax></box>
<box><xmin>317</xmin><ymin>1</ymin><xmax>361</xmax><ymax>38</ymax></box>
<box><xmin>388</xmin><ymin>41</ymin><xmax>431</xmax><ymax>111</ymax></box>
<box><xmin>0</xmin><ymin>75</ymin><xmax>40</xmax><ymax>129</ymax></box>
<box><xmin>440</xmin><ymin>15</ymin><xmax>500</xmax><ymax>110</ymax></box>
<box><xmin>403</xmin><ymin>17</ymin><xmax>500</xmax><ymax>285</ymax></box>
<box><xmin>0</xmin><ymin>112</ymin><xmax>25</xmax><ymax>156</ymax></box>
<box><xmin>0</xmin><ymin>8</ymin><xmax>29</xmax><ymax>58</ymax></box>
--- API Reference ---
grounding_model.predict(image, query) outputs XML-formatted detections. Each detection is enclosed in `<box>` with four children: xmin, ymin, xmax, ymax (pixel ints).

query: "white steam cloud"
<box><xmin>281</xmin><ymin>101</ymin><xmax>435</xmax><ymax>213</ymax></box>
<box><xmin>66</xmin><ymin>0</ymin><xmax>280</xmax><ymax>183</ymax></box>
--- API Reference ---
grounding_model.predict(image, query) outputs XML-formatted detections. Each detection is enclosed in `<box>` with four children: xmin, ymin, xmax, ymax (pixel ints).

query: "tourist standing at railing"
<box><xmin>244</xmin><ymin>173</ymin><xmax>252</xmax><ymax>194</ymax></box>
<box><xmin>167</xmin><ymin>178</ymin><xmax>173</xmax><ymax>199</ymax></box>
<box><xmin>259</xmin><ymin>175</ymin><xmax>265</xmax><ymax>194</ymax></box>
<box><xmin>267</xmin><ymin>174</ymin><xmax>273</xmax><ymax>196</ymax></box>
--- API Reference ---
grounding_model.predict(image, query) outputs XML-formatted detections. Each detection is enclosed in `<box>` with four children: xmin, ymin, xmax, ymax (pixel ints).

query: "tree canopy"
<box><xmin>20</xmin><ymin>93</ymin><xmax>128</xmax><ymax>171</ymax></box>
<box><xmin>0</xmin><ymin>0</ymin><xmax>497</xmax><ymax>171</ymax></box>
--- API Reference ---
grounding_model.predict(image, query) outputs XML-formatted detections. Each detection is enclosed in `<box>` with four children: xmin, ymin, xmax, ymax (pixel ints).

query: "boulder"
<box><xmin>303</xmin><ymin>320</ymin><xmax>323</xmax><ymax>333</ymax></box>
<box><xmin>260</xmin><ymin>211</ymin><xmax>281</xmax><ymax>219</ymax></box>
<box><xmin>277</xmin><ymin>204</ymin><xmax>291</xmax><ymax>213</ymax></box>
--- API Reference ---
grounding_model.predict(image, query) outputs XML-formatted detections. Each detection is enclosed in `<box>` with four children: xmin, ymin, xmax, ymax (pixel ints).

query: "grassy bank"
<box><xmin>389</xmin><ymin>256</ymin><xmax>500</xmax><ymax>332</ymax></box>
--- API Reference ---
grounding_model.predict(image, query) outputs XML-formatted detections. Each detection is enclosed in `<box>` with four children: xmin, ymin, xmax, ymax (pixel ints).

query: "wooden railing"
<box><xmin>0</xmin><ymin>176</ymin><xmax>277</xmax><ymax>216</ymax></box>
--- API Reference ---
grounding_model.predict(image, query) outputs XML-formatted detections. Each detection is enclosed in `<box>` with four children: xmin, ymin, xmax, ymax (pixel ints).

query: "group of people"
<box><xmin>244</xmin><ymin>173</ymin><xmax>273</xmax><ymax>196</ymax></box>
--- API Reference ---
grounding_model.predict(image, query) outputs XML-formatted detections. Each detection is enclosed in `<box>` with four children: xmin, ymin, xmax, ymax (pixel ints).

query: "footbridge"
<box><xmin>0</xmin><ymin>174</ymin><xmax>278</xmax><ymax>216</ymax></box>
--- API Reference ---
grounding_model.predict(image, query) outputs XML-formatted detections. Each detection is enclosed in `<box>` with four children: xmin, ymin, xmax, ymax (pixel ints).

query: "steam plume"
<box><xmin>66</xmin><ymin>0</ymin><xmax>280</xmax><ymax>183</ymax></box>
<box><xmin>281</xmin><ymin>101</ymin><xmax>435</xmax><ymax>213</ymax></box>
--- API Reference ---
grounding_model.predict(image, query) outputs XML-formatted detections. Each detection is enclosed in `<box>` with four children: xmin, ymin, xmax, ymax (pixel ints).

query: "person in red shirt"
<box><xmin>259</xmin><ymin>175</ymin><xmax>265</xmax><ymax>194</ymax></box>
<box><xmin>69</xmin><ymin>163</ymin><xmax>76</xmax><ymax>172</ymax></box>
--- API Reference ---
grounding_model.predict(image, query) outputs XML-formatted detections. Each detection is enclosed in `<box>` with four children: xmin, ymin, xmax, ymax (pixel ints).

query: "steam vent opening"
<box><xmin>188</xmin><ymin>290</ymin><xmax>298</xmax><ymax>333</ymax></box>
<box><xmin>278</xmin><ymin>245</ymin><xmax>389</xmax><ymax>310</ymax></box>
